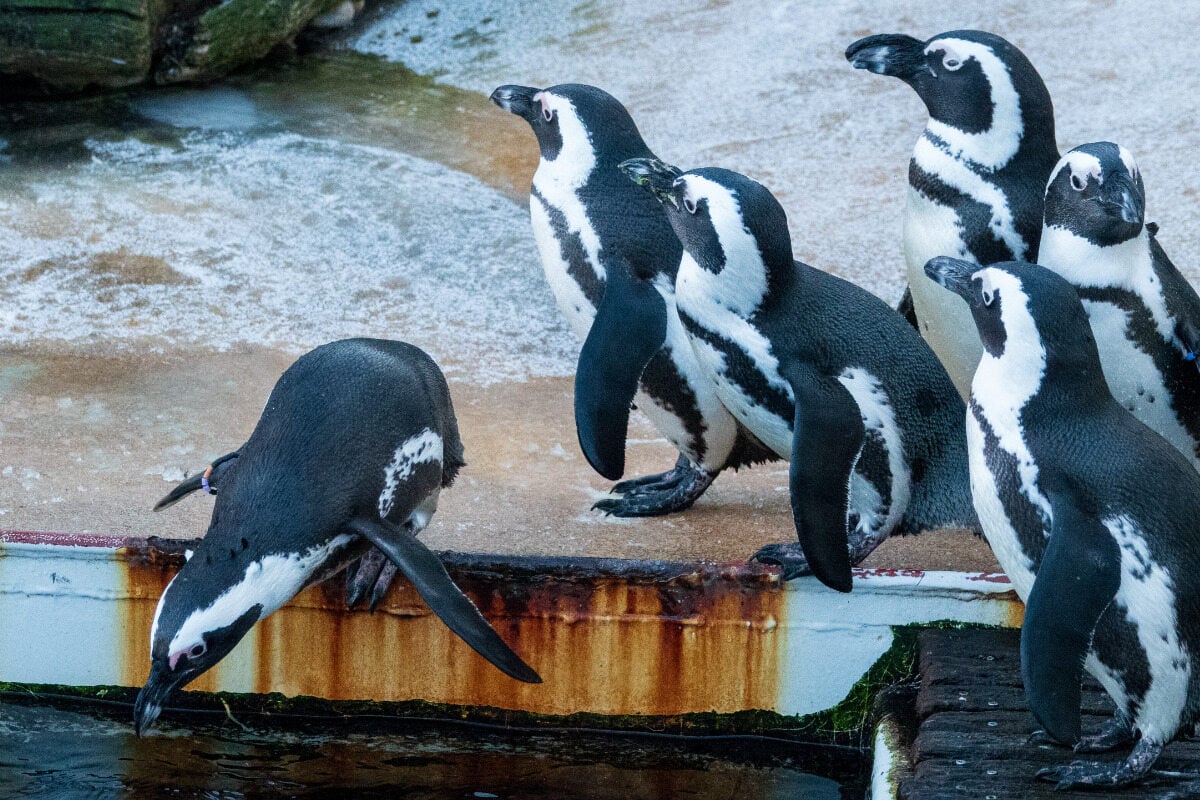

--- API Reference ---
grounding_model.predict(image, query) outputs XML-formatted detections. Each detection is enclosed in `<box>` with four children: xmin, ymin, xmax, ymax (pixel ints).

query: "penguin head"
<box><xmin>490</xmin><ymin>83</ymin><xmax>649</xmax><ymax>168</ymax></box>
<box><xmin>1044</xmin><ymin>142</ymin><xmax>1145</xmax><ymax>247</ymax></box>
<box><xmin>134</xmin><ymin>507</ymin><xmax>352</xmax><ymax>735</ymax></box>
<box><xmin>134</xmin><ymin>541</ymin><xmax>263</xmax><ymax>735</ymax></box>
<box><xmin>620</xmin><ymin>158</ymin><xmax>793</xmax><ymax>285</ymax></box>
<box><xmin>925</xmin><ymin>257</ymin><xmax>1103</xmax><ymax>384</ymax></box>
<box><xmin>847</xmin><ymin>30</ymin><xmax>1053</xmax><ymax>164</ymax></box>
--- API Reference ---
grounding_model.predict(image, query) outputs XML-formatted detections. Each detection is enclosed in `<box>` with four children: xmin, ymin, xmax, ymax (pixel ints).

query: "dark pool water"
<box><xmin>0</xmin><ymin>700</ymin><xmax>864</xmax><ymax>799</ymax></box>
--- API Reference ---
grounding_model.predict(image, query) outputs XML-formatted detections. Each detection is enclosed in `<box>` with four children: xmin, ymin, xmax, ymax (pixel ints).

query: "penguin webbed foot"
<box><xmin>1036</xmin><ymin>738</ymin><xmax>1162</xmax><ymax>790</ymax></box>
<box><xmin>750</xmin><ymin>542</ymin><xmax>812</xmax><ymax>581</ymax></box>
<box><xmin>609</xmin><ymin>455</ymin><xmax>691</xmax><ymax>495</ymax></box>
<box><xmin>594</xmin><ymin>458</ymin><xmax>715</xmax><ymax>517</ymax></box>
<box><xmin>1074</xmin><ymin>715</ymin><xmax>1135</xmax><ymax>754</ymax></box>
<box><xmin>344</xmin><ymin>547</ymin><xmax>399</xmax><ymax>611</ymax></box>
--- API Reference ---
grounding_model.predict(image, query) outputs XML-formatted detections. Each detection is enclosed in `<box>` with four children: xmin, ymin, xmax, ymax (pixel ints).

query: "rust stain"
<box><xmin>117</xmin><ymin>541</ymin><xmax>786</xmax><ymax>716</ymax></box>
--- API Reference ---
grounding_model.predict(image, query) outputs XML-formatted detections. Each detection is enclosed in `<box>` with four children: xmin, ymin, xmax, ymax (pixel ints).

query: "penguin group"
<box><xmin>112</xmin><ymin>23</ymin><xmax>1200</xmax><ymax>795</ymax></box>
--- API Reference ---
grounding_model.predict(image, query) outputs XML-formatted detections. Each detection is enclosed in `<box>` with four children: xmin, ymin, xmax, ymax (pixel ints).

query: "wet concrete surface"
<box><xmin>0</xmin><ymin>2</ymin><xmax>1081</xmax><ymax>573</ymax></box>
<box><xmin>0</xmin><ymin>348</ymin><xmax>996</xmax><ymax>569</ymax></box>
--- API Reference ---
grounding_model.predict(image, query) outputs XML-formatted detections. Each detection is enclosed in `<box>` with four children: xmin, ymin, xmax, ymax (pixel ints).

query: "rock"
<box><xmin>0</xmin><ymin>0</ymin><xmax>350</xmax><ymax>96</ymax></box>
<box><xmin>0</xmin><ymin>0</ymin><xmax>163</xmax><ymax>95</ymax></box>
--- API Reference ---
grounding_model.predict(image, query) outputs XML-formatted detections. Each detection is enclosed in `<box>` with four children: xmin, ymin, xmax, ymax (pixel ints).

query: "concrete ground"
<box><xmin>0</xmin><ymin>348</ymin><xmax>997</xmax><ymax>570</ymax></box>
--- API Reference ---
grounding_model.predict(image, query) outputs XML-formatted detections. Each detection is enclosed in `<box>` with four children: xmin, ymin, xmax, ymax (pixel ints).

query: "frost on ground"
<box><xmin>0</xmin><ymin>132</ymin><xmax>574</xmax><ymax>385</ymax></box>
<box><xmin>351</xmin><ymin>0</ymin><xmax>1200</xmax><ymax>299</ymax></box>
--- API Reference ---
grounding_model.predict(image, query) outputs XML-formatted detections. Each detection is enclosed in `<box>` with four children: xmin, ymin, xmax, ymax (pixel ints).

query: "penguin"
<box><xmin>846</xmin><ymin>30</ymin><xmax>1061</xmax><ymax>397</ymax></box>
<box><xmin>925</xmin><ymin>256</ymin><xmax>1200</xmax><ymax>790</ymax></box>
<box><xmin>1039</xmin><ymin>142</ymin><xmax>1200</xmax><ymax>470</ymax></box>
<box><xmin>619</xmin><ymin>158</ymin><xmax>977</xmax><ymax>592</ymax></box>
<box><xmin>490</xmin><ymin>83</ymin><xmax>776</xmax><ymax>517</ymax></box>
<box><xmin>155</xmin><ymin>450</ymin><xmax>397</xmax><ymax>608</ymax></box>
<box><xmin>134</xmin><ymin>339</ymin><xmax>540</xmax><ymax>735</ymax></box>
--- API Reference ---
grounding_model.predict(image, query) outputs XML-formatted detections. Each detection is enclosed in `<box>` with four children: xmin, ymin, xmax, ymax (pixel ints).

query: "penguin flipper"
<box><xmin>348</xmin><ymin>518</ymin><xmax>542</xmax><ymax>684</ymax></box>
<box><xmin>152</xmin><ymin>450</ymin><xmax>240</xmax><ymax>511</ymax></box>
<box><xmin>1020</xmin><ymin>497</ymin><xmax>1121</xmax><ymax>746</ymax></box>
<box><xmin>782</xmin><ymin>364</ymin><xmax>865</xmax><ymax>593</ymax></box>
<box><xmin>574</xmin><ymin>259</ymin><xmax>668</xmax><ymax>481</ymax></box>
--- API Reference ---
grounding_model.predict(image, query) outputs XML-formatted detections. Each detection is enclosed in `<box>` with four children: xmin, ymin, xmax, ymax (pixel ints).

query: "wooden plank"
<box><xmin>900</xmin><ymin>629</ymin><xmax>1200</xmax><ymax>800</ymax></box>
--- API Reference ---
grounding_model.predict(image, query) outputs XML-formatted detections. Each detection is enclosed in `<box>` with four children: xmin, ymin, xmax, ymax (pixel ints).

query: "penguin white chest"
<box><xmin>674</xmin><ymin>260</ymin><xmax>793</xmax><ymax>457</ymax></box>
<box><xmin>1082</xmin><ymin>300</ymin><xmax>1198</xmax><ymax>468</ymax></box>
<box><xmin>902</xmin><ymin>186</ymin><xmax>983</xmax><ymax>398</ymax></box>
<box><xmin>529</xmin><ymin>179</ymin><xmax>603</xmax><ymax>343</ymax></box>
<box><xmin>1088</xmin><ymin>516</ymin><xmax>1191</xmax><ymax>743</ymax></box>
<box><xmin>965</xmin><ymin>410</ymin><xmax>1038</xmax><ymax>600</ymax></box>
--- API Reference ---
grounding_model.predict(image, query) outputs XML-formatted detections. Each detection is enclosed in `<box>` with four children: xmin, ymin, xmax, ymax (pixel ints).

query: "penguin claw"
<box><xmin>1026</xmin><ymin>729</ymin><xmax>1063</xmax><ymax>747</ymax></box>
<box><xmin>750</xmin><ymin>542</ymin><xmax>813</xmax><ymax>581</ymax></box>
<box><xmin>345</xmin><ymin>547</ymin><xmax>389</xmax><ymax>609</ymax></box>
<box><xmin>367</xmin><ymin>560</ymin><xmax>399</xmax><ymax>611</ymax></box>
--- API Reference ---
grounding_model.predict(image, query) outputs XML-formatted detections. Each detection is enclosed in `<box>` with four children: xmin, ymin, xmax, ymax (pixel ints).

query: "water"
<box><xmin>0</xmin><ymin>699</ymin><xmax>863</xmax><ymax>799</ymax></box>
<box><xmin>0</xmin><ymin>52</ymin><xmax>569</xmax><ymax>385</ymax></box>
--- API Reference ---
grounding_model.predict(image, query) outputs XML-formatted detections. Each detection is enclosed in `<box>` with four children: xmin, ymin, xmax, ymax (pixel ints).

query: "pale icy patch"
<box><xmin>0</xmin><ymin>132</ymin><xmax>573</xmax><ymax>385</ymax></box>
<box><xmin>378</xmin><ymin>428</ymin><xmax>443</xmax><ymax>519</ymax></box>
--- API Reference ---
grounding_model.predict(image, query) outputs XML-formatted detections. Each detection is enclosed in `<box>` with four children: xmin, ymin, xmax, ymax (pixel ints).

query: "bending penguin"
<box><xmin>926</xmin><ymin>256</ymin><xmax>1200</xmax><ymax>790</ymax></box>
<box><xmin>620</xmin><ymin>158</ymin><xmax>977</xmax><ymax>592</ymax></box>
<box><xmin>490</xmin><ymin>83</ymin><xmax>776</xmax><ymax>517</ymax></box>
<box><xmin>1039</xmin><ymin>142</ymin><xmax>1200</xmax><ymax>470</ymax></box>
<box><xmin>135</xmin><ymin>339</ymin><xmax>541</xmax><ymax>735</ymax></box>
<box><xmin>846</xmin><ymin>30</ymin><xmax>1060</xmax><ymax>397</ymax></box>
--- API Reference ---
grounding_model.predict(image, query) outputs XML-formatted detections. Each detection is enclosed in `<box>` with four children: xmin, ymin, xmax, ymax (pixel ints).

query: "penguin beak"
<box><xmin>1099</xmin><ymin>177</ymin><xmax>1144</xmax><ymax>226</ymax></box>
<box><xmin>924</xmin><ymin>256</ymin><xmax>977</xmax><ymax>301</ymax></box>
<box><xmin>133</xmin><ymin>661</ymin><xmax>184</xmax><ymax>736</ymax></box>
<box><xmin>845</xmin><ymin>33</ymin><xmax>928</xmax><ymax>80</ymax></box>
<box><xmin>490</xmin><ymin>85</ymin><xmax>540</xmax><ymax>119</ymax></box>
<box><xmin>619</xmin><ymin>157</ymin><xmax>684</xmax><ymax>209</ymax></box>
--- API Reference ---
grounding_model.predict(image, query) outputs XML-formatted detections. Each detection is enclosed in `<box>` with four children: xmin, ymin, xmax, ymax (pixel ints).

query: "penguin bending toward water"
<box><xmin>846</xmin><ymin>29</ymin><xmax>1060</xmax><ymax>397</ymax></box>
<box><xmin>135</xmin><ymin>339</ymin><xmax>540</xmax><ymax>735</ymax></box>
<box><xmin>620</xmin><ymin>158</ymin><xmax>977</xmax><ymax>592</ymax></box>
<box><xmin>1039</xmin><ymin>142</ymin><xmax>1200</xmax><ymax>470</ymax></box>
<box><xmin>155</xmin><ymin>450</ymin><xmax>397</xmax><ymax>608</ymax></box>
<box><xmin>490</xmin><ymin>83</ymin><xmax>777</xmax><ymax>517</ymax></box>
<box><xmin>926</xmin><ymin>257</ymin><xmax>1200</xmax><ymax>790</ymax></box>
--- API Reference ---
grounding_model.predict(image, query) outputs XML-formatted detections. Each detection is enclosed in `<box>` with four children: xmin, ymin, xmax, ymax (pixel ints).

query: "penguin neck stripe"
<box><xmin>923</xmin><ymin>38</ymin><xmax>1024</xmax><ymax>171</ymax></box>
<box><xmin>164</xmin><ymin>534</ymin><xmax>356</xmax><ymax>658</ymax></box>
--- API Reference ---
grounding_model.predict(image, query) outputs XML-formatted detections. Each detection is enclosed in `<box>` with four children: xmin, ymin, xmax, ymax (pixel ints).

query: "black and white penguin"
<box><xmin>620</xmin><ymin>158</ymin><xmax>977</xmax><ymax>592</ymax></box>
<box><xmin>490</xmin><ymin>83</ymin><xmax>776</xmax><ymax>517</ymax></box>
<box><xmin>134</xmin><ymin>339</ymin><xmax>540</xmax><ymax>735</ymax></box>
<box><xmin>846</xmin><ymin>30</ymin><xmax>1060</xmax><ymax>397</ymax></box>
<box><xmin>1039</xmin><ymin>142</ymin><xmax>1200</xmax><ymax>470</ymax></box>
<box><xmin>926</xmin><ymin>256</ymin><xmax>1200</xmax><ymax>790</ymax></box>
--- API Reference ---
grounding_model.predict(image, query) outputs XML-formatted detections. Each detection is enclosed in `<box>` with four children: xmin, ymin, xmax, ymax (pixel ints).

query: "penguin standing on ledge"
<box><xmin>135</xmin><ymin>339</ymin><xmax>540</xmax><ymax>735</ymax></box>
<box><xmin>620</xmin><ymin>158</ymin><xmax>976</xmax><ymax>592</ymax></box>
<box><xmin>846</xmin><ymin>29</ymin><xmax>1060</xmax><ymax>397</ymax></box>
<box><xmin>926</xmin><ymin>257</ymin><xmax>1200</xmax><ymax>791</ymax></box>
<box><xmin>490</xmin><ymin>83</ymin><xmax>776</xmax><ymax>517</ymax></box>
<box><xmin>1039</xmin><ymin>142</ymin><xmax>1200</xmax><ymax>470</ymax></box>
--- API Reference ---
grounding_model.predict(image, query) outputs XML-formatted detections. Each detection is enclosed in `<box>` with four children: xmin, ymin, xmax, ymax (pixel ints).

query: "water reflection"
<box><xmin>0</xmin><ymin>699</ymin><xmax>860</xmax><ymax>798</ymax></box>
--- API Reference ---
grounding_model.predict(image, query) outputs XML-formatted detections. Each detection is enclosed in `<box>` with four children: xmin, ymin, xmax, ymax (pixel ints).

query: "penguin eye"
<box><xmin>981</xmin><ymin>288</ymin><xmax>995</xmax><ymax>307</ymax></box>
<box><xmin>188</xmin><ymin>642</ymin><xmax>207</xmax><ymax>659</ymax></box>
<box><xmin>1070</xmin><ymin>173</ymin><xmax>1086</xmax><ymax>192</ymax></box>
<box><xmin>683</xmin><ymin>197</ymin><xmax>698</xmax><ymax>215</ymax></box>
<box><xmin>541</xmin><ymin>105</ymin><xmax>554</xmax><ymax>123</ymax></box>
<box><xmin>942</xmin><ymin>55</ymin><xmax>962</xmax><ymax>71</ymax></box>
